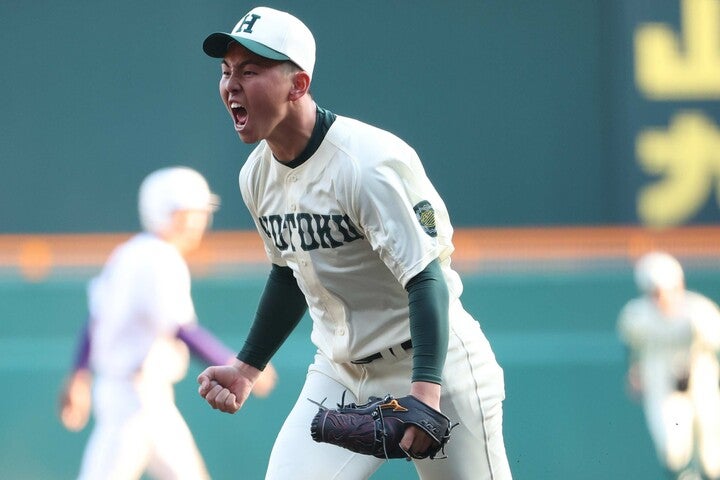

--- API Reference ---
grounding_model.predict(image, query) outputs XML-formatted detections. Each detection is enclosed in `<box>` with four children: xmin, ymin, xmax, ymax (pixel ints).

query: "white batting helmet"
<box><xmin>633</xmin><ymin>251</ymin><xmax>684</xmax><ymax>294</ymax></box>
<box><xmin>138</xmin><ymin>167</ymin><xmax>220</xmax><ymax>233</ymax></box>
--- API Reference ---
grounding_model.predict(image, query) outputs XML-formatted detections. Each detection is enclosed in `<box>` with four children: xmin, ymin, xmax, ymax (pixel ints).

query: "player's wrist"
<box><xmin>410</xmin><ymin>381</ymin><xmax>441</xmax><ymax>409</ymax></box>
<box><xmin>232</xmin><ymin>359</ymin><xmax>263</xmax><ymax>381</ymax></box>
<box><xmin>72</xmin><ymin>368</ymin><xmax>92</xmax><ymax>381</ymax></box>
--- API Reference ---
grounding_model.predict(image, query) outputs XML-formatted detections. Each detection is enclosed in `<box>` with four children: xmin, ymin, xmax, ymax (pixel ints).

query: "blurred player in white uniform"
<box><xmin>58</xmin><ymin>167</ymin><xmax>278</xmax><ymax>480</ymax></box>
<box><xmin>618</xmin><ymin>251</ymin><xmax>720</xmax><ymax>480</ymax></box>
<box><xmin>196</xmin><ymin>7</ymin><xmax>511</xmax><ymax>480</ymax></box>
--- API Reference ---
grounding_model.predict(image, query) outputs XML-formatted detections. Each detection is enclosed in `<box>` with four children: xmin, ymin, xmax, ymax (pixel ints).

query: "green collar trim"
<box><xmin>285</xmin><ymin>106</ymin><xmax>336</xmax><ymax>169</ymax></box>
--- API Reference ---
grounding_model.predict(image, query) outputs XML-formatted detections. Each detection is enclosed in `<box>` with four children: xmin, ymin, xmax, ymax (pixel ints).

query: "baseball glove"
<box><xmin>310</xmin><ymin>393</ymin><xmax>455</xmax><ymax>460</ymax></box>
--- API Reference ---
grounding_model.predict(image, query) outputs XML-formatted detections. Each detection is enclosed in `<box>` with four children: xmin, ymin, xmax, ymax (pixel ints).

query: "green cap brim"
<box><xmin>203</xmin><ymin>33</ymin><xmax>290</xmax><ymax>61</ymax></box>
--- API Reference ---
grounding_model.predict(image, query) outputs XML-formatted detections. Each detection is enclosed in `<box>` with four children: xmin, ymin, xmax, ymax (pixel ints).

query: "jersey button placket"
<box><xmin>286</xmin><ymin>172</ymin><xmax>308</xmax><ymax>281</ymax></box>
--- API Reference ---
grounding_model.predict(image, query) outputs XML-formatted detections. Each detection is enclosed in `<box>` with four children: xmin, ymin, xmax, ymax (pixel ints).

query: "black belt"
<box><xmin>351</xmin><ymin>339</ymin><xmax>413</xmax><ymax>365</ymax></box>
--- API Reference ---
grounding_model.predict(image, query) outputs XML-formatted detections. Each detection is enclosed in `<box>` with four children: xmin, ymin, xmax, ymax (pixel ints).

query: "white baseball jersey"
<box><xmin>618</xmin><ymin>291</ymin><xmax>720</xmax><ymax>397</ymax></box>
<box><xmin>240</xmin><ymin>115</ymin><xmax>465</xmax><ymax>363</ymax></box>
<box><xmin>240</xmin><ymin>112</ymin><xmax>511</xmax><ymax>479</ymax></box>
<box><xmin>618</xmin><ymin>290</ymin><xmax>720</xmax><ymax>476</ymax></box>
<box><xmin>88</xmin><ymin>232</ymin><xmax>195</xmax><ymax>382</ymax></box>
<box><xmin>78</xmin><ymin>232</ymin><xmax>209</xmax><ymax>480</ymax></box>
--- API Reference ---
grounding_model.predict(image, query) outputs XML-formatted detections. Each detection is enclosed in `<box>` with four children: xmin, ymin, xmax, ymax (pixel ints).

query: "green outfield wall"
<box><xmin>3</xmin><ymin>0</ymin><xmax>719</xmax><ymax>233</ymax></box>
<box><xmin>3</xmin><ymin>265</ymin><xmax>720</xmax><ymax>479</ymax></box>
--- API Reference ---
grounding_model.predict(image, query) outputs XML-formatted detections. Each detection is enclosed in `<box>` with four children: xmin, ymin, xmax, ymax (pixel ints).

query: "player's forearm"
<box><xmin>71</xmin><ymin>317</ymin><xmax>92</xmax><ymax>372</ymax></box>
<box><xmin>237</xmin><ymin>264</ymin><xmax>307</xmax><ymax>369</ymax></box>
<box><xmin>406</xmin><ymin>259</ymin><xmax>449</xmax><ymax>385</ymax></box>
<box><xmin>177</xmin><ymin>323</ymin><xmax>235</xmax><ymax>365</ymax></box>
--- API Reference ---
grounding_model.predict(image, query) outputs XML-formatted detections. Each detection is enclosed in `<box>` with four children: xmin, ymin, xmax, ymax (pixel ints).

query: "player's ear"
<box><xmin>289</xmin><ymin>70</ymin><xmax>311</xmax><ymax>101</ymax></box>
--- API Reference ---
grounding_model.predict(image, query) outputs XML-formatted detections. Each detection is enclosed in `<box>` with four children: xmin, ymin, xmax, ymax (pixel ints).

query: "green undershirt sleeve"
<box><xmin>405</xmin><ymin>258</ymin><xmax>450</xmax><ymax>385</ymax></box>
<box><xmin>237</xmin><ymin>264</ymin><xmax>307</xmax><ymax>370</ymax></box>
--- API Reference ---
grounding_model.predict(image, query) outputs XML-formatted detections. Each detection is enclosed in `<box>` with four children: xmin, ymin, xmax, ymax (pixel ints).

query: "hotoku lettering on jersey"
<box><xmin>258</xmin><ymin>213</ymin><xmax>364</xmax><ymax>252</ymax></box>
<box><xmin>258</xmin><ymin>200</ymin><xmax>436</xmax><ymax>252</ymax></box>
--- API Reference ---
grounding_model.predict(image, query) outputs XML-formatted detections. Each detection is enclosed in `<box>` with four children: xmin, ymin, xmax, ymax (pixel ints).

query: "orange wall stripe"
<box><xmin>2</xmin><ymin>226</ymin><xmax>720</xmax><ymax>281</ymax></box>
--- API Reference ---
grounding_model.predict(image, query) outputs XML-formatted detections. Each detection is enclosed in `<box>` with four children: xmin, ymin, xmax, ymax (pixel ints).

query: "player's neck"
<box><xmin>267</xmin><ymin>98</ymin><xmax>317</xmax><ymax>163</ymax></box>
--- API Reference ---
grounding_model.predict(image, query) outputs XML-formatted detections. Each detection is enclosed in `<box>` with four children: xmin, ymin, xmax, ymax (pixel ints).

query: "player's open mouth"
<box><xmin>230</xmin><ymin>102</ymin><xmax>248</xmax><ymax>129</ymax></box>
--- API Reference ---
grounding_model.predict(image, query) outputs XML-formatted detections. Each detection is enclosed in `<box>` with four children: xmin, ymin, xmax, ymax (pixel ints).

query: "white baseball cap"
<box><xmin>203</xmin><ymin>6</ymin><xmax>316</xmax><ymax>79</ymax></box>
<box><xmin>633</xmin><ymin>251</ymin><xmax>684</xmax><ymax>294</ymax></box>
<box><xmin>138</xmin><ymin>167</ymin><xmax>220</xmax><ymax>234</ymax></box>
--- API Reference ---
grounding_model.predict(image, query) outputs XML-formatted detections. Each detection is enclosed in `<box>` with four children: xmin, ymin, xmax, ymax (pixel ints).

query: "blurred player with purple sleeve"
<box><xmin>58</xmin><ymin>167</ymin><xmax>278</xmax><ymax>480</ymax></box>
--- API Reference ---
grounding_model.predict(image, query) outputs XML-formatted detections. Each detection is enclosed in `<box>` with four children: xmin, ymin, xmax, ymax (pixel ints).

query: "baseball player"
<box><xmin>617</xmin><ymin>251</ymin><xmax>720</xmax><ymax>480</ymax></box>
<box><xmin>196</xmin><ymin>7</ymin><xmax>511</xmax><ymax>480</ymax></box>
<box><xmin>58</xmin><ymin>166</ymin><xmax>278</xmax><ymax>480</ymax></box>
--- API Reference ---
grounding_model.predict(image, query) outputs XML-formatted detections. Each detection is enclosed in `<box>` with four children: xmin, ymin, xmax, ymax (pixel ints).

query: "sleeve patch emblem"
<box><xmin>413</xmin><ymin>200</ymin><xmax>437</xmax><ymax>238</ymax></box>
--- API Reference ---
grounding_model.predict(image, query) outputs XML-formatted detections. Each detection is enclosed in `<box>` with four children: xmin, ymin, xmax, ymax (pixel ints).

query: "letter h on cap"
<box><xmin>236</xmin><ymin>13</ymin><xmax>261</xmax><ymax>33</ymax></box>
